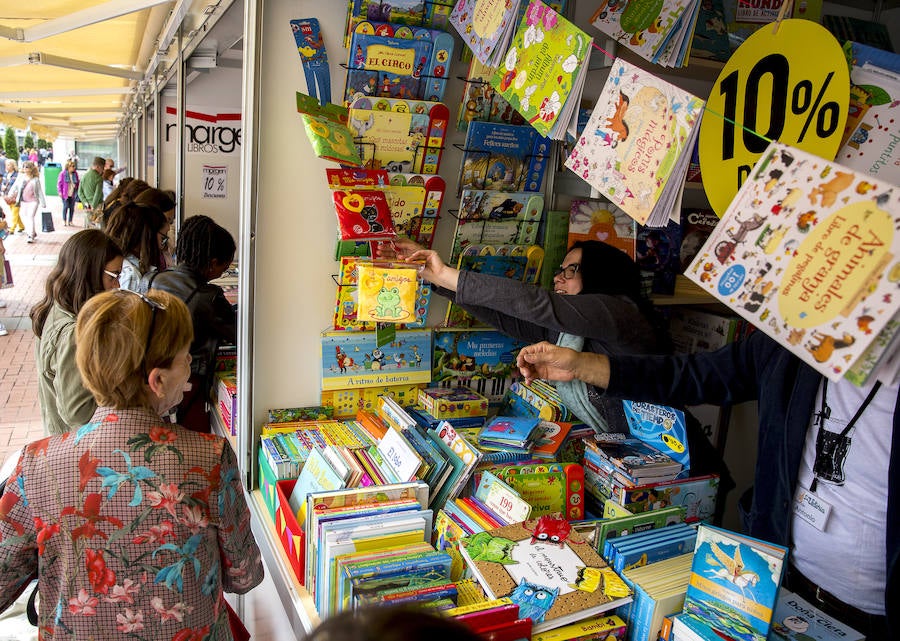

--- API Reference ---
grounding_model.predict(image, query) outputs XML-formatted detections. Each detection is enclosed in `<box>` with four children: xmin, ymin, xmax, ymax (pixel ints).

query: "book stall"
<box><xmin>235</xmin><ymin>1</ymin><xmax>897</xmax><ymax>640</ymax></box>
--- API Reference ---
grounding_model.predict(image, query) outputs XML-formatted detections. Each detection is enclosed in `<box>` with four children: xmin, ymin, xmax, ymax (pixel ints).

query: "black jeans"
<box><xmin>62</xmin><ymin>196</ymin><xmax>76</xmax><ymax>223</ymax></box>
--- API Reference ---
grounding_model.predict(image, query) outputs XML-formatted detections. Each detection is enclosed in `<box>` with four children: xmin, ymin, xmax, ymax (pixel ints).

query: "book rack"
<box><xmin>352</xmin><ymin>138</ymin><xmax>446</xmax><ymax>175</ymax></box>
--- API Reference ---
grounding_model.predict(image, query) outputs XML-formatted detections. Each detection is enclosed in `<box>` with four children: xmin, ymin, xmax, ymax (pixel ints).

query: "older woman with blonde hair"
<box><xmin>8</xmin><ymin>160</ymin><xmax>45</xmax><ymax>243</ymax></box>
<box><xmin>0</xmin><ymin>289</ymin><xmax>263</xmax><ymax>639</ymax></box>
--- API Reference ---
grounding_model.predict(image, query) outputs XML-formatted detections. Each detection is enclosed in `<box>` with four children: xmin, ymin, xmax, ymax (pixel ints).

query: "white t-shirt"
<box><xmin>790</xmin><ymin>377</ymin><xmax>895</xmax><ymax>615</ymax></box>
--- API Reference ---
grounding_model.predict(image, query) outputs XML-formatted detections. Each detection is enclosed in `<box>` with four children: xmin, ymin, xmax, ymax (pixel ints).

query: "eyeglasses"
<box><xmin>553</xmin><ymin>263</ymin><xmax>581</xmax><ymax>280</ymax></box>
<box><xmin>119</xmin><ymin>290</ymin><xmax>166</xmax><ymax>374</ymax></box>
<box><xmin>103</xmin><ymin>269</ymin><xmax>121</xmax><ymax>280</ymax></box>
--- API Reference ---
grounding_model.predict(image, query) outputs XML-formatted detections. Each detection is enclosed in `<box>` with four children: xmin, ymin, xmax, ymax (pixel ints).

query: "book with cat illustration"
<box><xmin>458</xmin><ymin>514</ymin><xmax>633</xmax><ymax>633</ymax></box>
<box><xmin>684</xmin><ymin>140</ymin><xmax>900</xmax><ymax>384</ymax></box>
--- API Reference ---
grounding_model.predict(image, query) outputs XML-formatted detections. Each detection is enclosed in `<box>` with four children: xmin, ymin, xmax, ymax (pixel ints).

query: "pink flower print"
<box><xmin>132</xmin><ymin>520</ymin><xmax>176</xmax><ymax>545</ymax></box>
<box><xmin>104</xmin><ymin>578</ymin><xmax>140</xmax><ymax>604</ymax></box>
<box><xmin>227</xmin><ymin>558</ymin><xmax>256</xmax><ymax>589</ymax></box>
<box><xmin>525</xmin><ymin>2</ymin><xmax>542</xmax><ymax>25</ymax></box>
<box><xmin>86</xmin><ymin>548</ymin><xmax>117</xmax><ymax>595</ymax></box>
<box><xmin>151</xmin><ymin>597</ymin><xmax>194</xmax><ymax>623</ymax></box>
<box><xmin>179</xmin><ymin>504</ymin><xmax>209</xmax><ymax>533</ymax></box>
<box><xmin>583</xmin><ymin>169</ymin><xmax>590</xmax><ymax>179</ymax></box>
<box><xmin>147</xmin><ymin>484</ymin><xmax>185</xmax><ymax>517</ymax></box>
<box><xmin>542</xmin><ymin>9</ymin><xmax>558</xmax><ymax>29</ymax></box>
<box><xmin>116</xmin><ymin>608</ymin><xmax>144</xmax><ymax>633</ymax></box>
<box><xmin>68</xmin><ymin>589</ymin><xmax>99</xmax><ymax>615</ymax></box>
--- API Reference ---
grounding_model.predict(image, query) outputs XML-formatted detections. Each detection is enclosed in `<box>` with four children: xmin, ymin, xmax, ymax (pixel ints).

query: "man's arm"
<box><xmin>517</xmin><ymin>342</ymin><xmax>611</xmax><ymax>388</ymax></box>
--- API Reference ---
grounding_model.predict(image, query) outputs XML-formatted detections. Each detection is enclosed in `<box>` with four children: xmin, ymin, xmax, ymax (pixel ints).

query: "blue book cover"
<box><xmin>477</xmin><ymin>416</ymin><xmax>541</xmax><ymax>450</ymax></box>
<box><xmin>622</xmin><ymin>401</ymin><xmax>691</xmax><ymax>472</ymax></box>
<box><xmin>460</xmin><ymin>122</ymin><xmax>549</xmax><ymax>193</ymax></box>
<box><xmin>612</xmin><ymin>529</ymin><xmax>696</xmax><ymax>574</ymax></box>
<box><xmin>346</xmin><ymin>32</ymin><xmax>434</xmax><ymax>104</ymax></box>
<box><xmin>683</xmin><ymin>525</ymin><xmax>788</xmax><ymax>641</ymax></box>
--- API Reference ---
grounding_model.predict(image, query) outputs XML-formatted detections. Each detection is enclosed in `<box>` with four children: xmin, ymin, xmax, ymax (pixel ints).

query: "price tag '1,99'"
<box><xmin>698</xmin><ymin>19</ymin><xmax>849</xmax><ymax>216</ymax></box>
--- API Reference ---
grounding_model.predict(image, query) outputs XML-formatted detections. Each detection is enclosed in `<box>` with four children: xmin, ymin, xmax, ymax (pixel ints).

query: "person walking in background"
<box><xmin>30</xmin><ymin>230</ymin><xmax>124</xmax><ymax>435</ymax></box>
<box><xmin>147</xmin><ymin>215</ymin><xmax>237</xmax><ymax>433</ymax></box>
<box><xmin>77</xmin><ymin>156</ymin><xmax>105</xmax><ymax>225</ymax></box>
<box><xmin>8</xmin><ymin>160</ymin><xmax>45</xmax><ymax>243</ymax></box>
<box><xmin>0</xmin><ymin>219</ymin><xmax>8</xmax><ymax>336</ymax></box>
<box><xmin>105</xmin><ymin>202</ymin><xmax>169</xmax><ymax>292</ymax></box>
<box><xmin>0</xmin><ymin>160</ymin><xmax>23</xmax><ymax>235</ymax></box>
<box><xmin>56</xmin><ymin>159</ymin><xmax>80</xmax><ymax>227</ymax></box>
<box><xmin>101</xmin><ymin>168</ymin><xmax>115</xmax><ymax>201</ymax></box>
<box><xmin>0</xmin><ymin>288</ymin><xmax>264</xmax><ymax>639</ymax></box>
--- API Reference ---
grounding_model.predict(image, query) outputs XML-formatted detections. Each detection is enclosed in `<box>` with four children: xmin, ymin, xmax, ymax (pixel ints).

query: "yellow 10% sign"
<box><xmin>698</xmin><ymin>19</ymin><xmax>849</xmax><ymax>216</ymax></box>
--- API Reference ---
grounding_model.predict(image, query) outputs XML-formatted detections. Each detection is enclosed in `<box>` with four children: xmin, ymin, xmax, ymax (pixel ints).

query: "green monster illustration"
<box><xmin>374</xmin><ymin>286</ymin><xmax>403</xmax><ymax>318</ymax></box>
<box><xmin>462</xmin><ymin>532</ymin><xmax>518</xmax><ymax>565</ymax></box>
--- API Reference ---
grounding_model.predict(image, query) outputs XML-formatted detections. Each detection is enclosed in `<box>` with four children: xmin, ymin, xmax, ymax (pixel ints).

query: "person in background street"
<box><xmin>30</xmin><ymin>230</ymin><xmax>124</xmax><ymax>435</ymax></box>
<box><xmin>77</xmin><ymin>156</ymin><xmax>105</xmax><ymax>223</ymax></box>
<box><xmin>27</xmin><ymin>148</ymin><xmax>38</xmax><ymax>165</ymax></box>
<box><xmin>0</xmin><ymin>150</ymin><xmax>6</xmax><ymax>178</ymax></box>
<box><xmin>8</xmin><ymin>160</ymin><xmax>45</xmax><ymax>243</ymax></box>
<box><xmin>17</xmin><ymin>147</ymin><xmax>27</xmax><ymax>164</ymax></box>
<box><xmin>38</xmin><ymin>147</ymin><xmax>48</xmax><ymax>167</ymax></box>
<box><xmin>101</xmin><ymin>168</ymin><xmax>115</xmax><ymax>201</ymax></box>
<box><xmin>0</xmin><ymin>212</ymin><xmax>8</xmax><ymax>336</ymax></box>
<box><xmin>0</xmin><ymin>160</ymin><xmax>23</xmax><ymax>235</ymax></box>
<box><xmin>104</xmin><ymin>157</ymin><xmax>127</xmax><ymax>186</ymax></box>
<box><xmin>56</xmin><ymin>160</ymin><xmax>79</xmax><ymax>227</ymax></box>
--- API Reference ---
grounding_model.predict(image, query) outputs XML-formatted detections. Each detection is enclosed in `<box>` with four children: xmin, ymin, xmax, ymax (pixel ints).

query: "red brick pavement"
<box><xmin>0</xmin><ymin>198</ymin><xmax>86</xmax><ymax>465</ymax></box>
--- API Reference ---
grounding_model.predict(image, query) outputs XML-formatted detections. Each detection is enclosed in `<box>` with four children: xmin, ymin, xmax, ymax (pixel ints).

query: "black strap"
<box><xmin>26</xmin><ymin>582</ymin><xmax>38</xmax><ymax>626</ymax></box>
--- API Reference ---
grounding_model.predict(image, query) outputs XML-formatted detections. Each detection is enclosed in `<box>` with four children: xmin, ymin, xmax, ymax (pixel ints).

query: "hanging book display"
<box><xmin>345</xmin><ymin>25</ymin><xmax>454</xmax><ymax>105</ymax></box>
<box><xmin>332</xmin><ymin>189</ymin><xmax>396</xmax><ymax>242</ymax></box>
<box><xmin>345</xmin><ymin>0</ymin><xmax>455</xmax><ymax>46</ymax></box>
<box><xmin>356</xmin><ymin>263</ymin><xmax>421</xmax><ymax>324</ymax></box>
<box><xmin>347</xmin><ymin>96</ymin><xmax>449</xmax><ymax>174</ymax></box>
<box><xmin>685</xmin><ymin>141</ymin><xmax>900</xmax><ymax>384</ymax></box>
<box><xmin>449</xmin><ymin>0</ymin><xmax>523</xmax><ymax>68</ymax></box>
<box><xmin>296</xmin><ymin>92</ymin><xmax>363</xmax><ymax>166</ymax></box>
<box><xmin>459</xmin><ymin>121</ymin><xmax>550</xmax><ymax>194</ymax></box>
<box><xmin>490</xmin><ymin>1</ymin><xmax>592</xmax><ymax>140</ymax></box>
<box><xmin>457</xmin><ymin>58</ymin><xmax>525</xmax><ymax>132</ymax></box>
<box><xmin>565</xmin><ymin>58</ymin><xmax>704</xmax><ymax>227</ymax></box>
<box><xmin>451</xmin><ymin>190</ymin><xmax>545</xmax><ymax>263</ymax></box>
<box><xmin>334</xmin><ymin>257</ymin><xmax>431</xmax><ymax>330</ymax></box>
<box><xmin>386</xmin><ymin>173</ymin><xmax>446</xmax><ymax>247</ymax></box>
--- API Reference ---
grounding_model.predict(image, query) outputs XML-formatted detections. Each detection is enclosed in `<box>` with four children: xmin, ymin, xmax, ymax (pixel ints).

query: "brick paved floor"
<box><xmin>0</xmin><ymin>198</ymin><xmax>84</xmax><ymax>465</ymax></box>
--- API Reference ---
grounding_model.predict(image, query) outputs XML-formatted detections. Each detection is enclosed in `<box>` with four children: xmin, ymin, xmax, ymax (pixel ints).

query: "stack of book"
<box><xmin>620</xmin><ymin>553</ymin><xmax>693</xmax><ymax>641</ymax></box>
<box><xmin>477</xmin><ymin>415</ymin><xmax>544</xmax><ymax>454</ymax></box>
<box><xmin>601</xmin><ymin>522</ymin><xmax>697</xmax><ymax>574</ymax></box>
<box><xmin>587</xmin><ymin>436</ymin><xmax>683</xmax><ymax>487</ymax></box>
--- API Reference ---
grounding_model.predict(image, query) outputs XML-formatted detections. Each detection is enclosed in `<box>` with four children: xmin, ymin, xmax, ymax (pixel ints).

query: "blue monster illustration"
<box><xmin>509</xmin><ymin>578</ymin><xmax>559</xmax><ymax>624</ymax></box>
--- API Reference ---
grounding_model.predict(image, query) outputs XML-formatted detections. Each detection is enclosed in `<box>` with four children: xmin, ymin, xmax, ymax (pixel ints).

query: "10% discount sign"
<box><xmin>698</xmin><ymin>19</ymin><xmax>849</xmax><ymax>216</ymax></box>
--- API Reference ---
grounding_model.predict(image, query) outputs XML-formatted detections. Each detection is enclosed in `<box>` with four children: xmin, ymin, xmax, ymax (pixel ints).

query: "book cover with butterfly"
<box><xmin>458</xmin><ymin>515</ymin><xmax>632</xmax><ymax>633</ymax></box>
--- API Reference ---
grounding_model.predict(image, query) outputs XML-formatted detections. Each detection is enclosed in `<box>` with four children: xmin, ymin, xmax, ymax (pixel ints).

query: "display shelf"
<box><xmin>210</xmin><ymin>395</ymin><xmax>238</xmax><ymax>450</ymax></box>
<box><xmin>650</xmin><ymin>275</ymin><xmax>719</xmax><ymax>306</ymax></box>
<box><xmin>248</xmin><ymin>491</ymin><xmax>320</xmax><ymax>635</ymax></box>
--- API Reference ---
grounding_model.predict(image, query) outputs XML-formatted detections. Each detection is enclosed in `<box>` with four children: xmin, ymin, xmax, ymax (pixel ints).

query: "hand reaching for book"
<box><xmin>516</xmin><ymin>342</ymin><xmax>611</xmax><ymax>389</ymax></box>
<box><xmin>375</xmin><ymin>238</ymin><xmax>458</xmax><ymax>291</ymax></box>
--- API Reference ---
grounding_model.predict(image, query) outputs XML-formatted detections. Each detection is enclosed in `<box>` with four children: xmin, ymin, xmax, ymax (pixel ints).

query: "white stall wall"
<box><xmin>162</xmin><ymin>65</ymin><xmax>244</xmax><ymax>238</ymax></box>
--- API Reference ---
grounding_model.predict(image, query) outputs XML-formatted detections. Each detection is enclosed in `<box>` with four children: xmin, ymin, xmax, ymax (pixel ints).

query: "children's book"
<box><xmin>530</xmin><ymin>420</ymin><xmax>573</xmax><ymax>460</ymax></box>
<box><xmin>348</xmin><ymin>96</ymin><xmax>450</xmax><ymax>174</ymax></box>
<box><xmin>568</xmin><ymin>199</ymin><xmax>637</xmax><ymax>260</ymax></box>
<box><xmin>452</xmin><ymin>190</ymin><xmax>545</xmax><ymax>263</ymax></box>
<box><xmin>450</xmin><ymin>0</ymin><xmax>523</xmax><ymax>68</ymax></box>
<box><xmin>345</xmin><ymin>0</ymin><xmax>455</xmax><ymax>46</ymax></box>
<box><xmin>683</xmin><ymin>140</ymin><xmax>900</xmax><ymax>383</ymax></box>
<box><xmin>681</xmin><ymin>524</ymin><xmax>788</xmax><ymax>641</ymax></box>
<box><xmin>296</xmin><ymin>99</ymin><xmax>363</xmax><ymax>167</ymax></box>
<box><xmin>769</xmin><ymin>589</ymin><xmax>865</xmax><ymax>641</ymax></box>
<box><xmin>595</xmin><ymin>505</ymin><xmax>686</xmax><ymax>554</ymax></box>
<box><xmin>490</xmin><ymin>1</ymin><xmax>592</xmax><ymax>140</ymax></box>
<box><xmin>678</xmin><ymin>208</ymin><xmax>719</xmax><ymax>272</ymax></box>
<box><xmin>288</xmin><ymin>447</ymin><xmax>346</xmax><ymax>522</ymax></box>
<box><xmin>457</xmin><ymin>58</ymin><xmax>526</xmax><ymax>132</ymax></box>
<box><xmin>443</xmin><ymin>249</ymin><xmax>532</xmax><ymax>329</ymax></box>
<box><xmin>592</xmin><ymin>436</ymin><xmax>682</xmax><ymax>481</ymax></box>
<box><xmin>492</xmin><ymin>461</ymin><xmax>586</xmax><ymax>521</ymax></box>
<box><xmin>635</xmin><ymin>220</ymin><xmax>682</xmax><ymax>296</ymax></box>
<box><xmin>431</xmin><ymin>329</ymin><xmax>525</xmax><ymax>406</ymax></box>
<box><xmin>530</xmin><ymin>614</ymin><xmax>627</xmax><ymax>641</ymax></box>
<box><xmin>460</xmin><ymin>121</ymin><xmax>550</xmax><ymax>194</ymax></box>
<box><xmin>478</xmin><ymin>415</ymin><xmax>542</xmax><ymax>452</ymax></box>
<box><xmin>689</xmin><ymin>0</ymin><xmax>731</xmax><ymax>63</ymax></box>
<box><xmin>565</xmin><ymin>58</ymin><xmax>704</xmax><ymax>227</ymax></box>
<box><xmin>333</xmin><ymin>256</ymin><xmax>431</xmax><ymax>331</ymax></box>
<box><xmin>355</xmin><ymin>263</ymin><xmax>420</xmax><ymax>324</ymax></box>
<box><xmin>590</xmin><ymin>0</ymin><xmax>698</xmax><ymax>67</ymax></box>
<box><xmin>621</xmin><ymin>401</ymin><xmax>690</xmax><ymax>471</ymax></box>
<box><xmin>474</xmin><ymin>470</ymin><xmax>533</xmax><ymax>524</ymax></box>
<box><xmin>386</xmin><ymin>173</ymin><xmax>446</xmax><ymax>247</ymax></box>
<box><xmin>332</xmin><ymin>189</ymin><xmax>396</xmax><ymax>242</ymax></box>
<box><xmin>459</xmin><ymin>515</ymin><xmax>633</xmax><ymax>633</ymax></box>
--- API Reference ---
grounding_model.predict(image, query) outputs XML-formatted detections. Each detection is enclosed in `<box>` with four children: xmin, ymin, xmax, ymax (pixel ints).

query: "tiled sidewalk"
<box><xmin>0</xmin><ymin>199</ymin><xmax>83</xmax><ymax>465</ymax></box>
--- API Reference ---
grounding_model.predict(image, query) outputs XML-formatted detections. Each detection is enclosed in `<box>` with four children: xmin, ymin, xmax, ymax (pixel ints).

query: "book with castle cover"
<box><xmin>681</xmin><ymin>524</ymin><xmax>788</xmax><ymax>641</ymax></box>
<box><xmin>450</xmin><ymin>0</ymin><xmax>523</xmax><ymax>68</ymax></box>
<box><xmin>565</xmin><ymin>58</ymin><xmax>703</xmax><ymax>227</ymax></box>
<box><xmin>684</xmin><ymin>141</ymin><xmax>900</xmax><ymax>383</ymax></box>
<box><xmin>568</xmin><ymin>199</ymin><xmax>637</xmax><ymax>260</ymax></box>
<box><xmin>460</xmin><ymin>121</ymin><xmax>550</xmax><ymax>194</ymax></box>
<box><xmin>459</xmin><ymin>515</ymin><xmax>633</xmax><ymax>633</ymax></box>
<box><xmin>490</xmin><ymin>1</ymin><xmax>592</xmax><ymax>140</ymax></box>
<box><xmin>457</xmin><ymin>58</ymin><xmax>526</xmax><ymax>132</ymax></box>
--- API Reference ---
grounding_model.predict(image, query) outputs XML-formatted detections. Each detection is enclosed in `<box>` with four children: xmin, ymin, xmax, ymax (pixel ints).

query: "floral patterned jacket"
<box><xmin>0</xmin><ymin>407</ymin><xmax>264</xmax><ymax>640</ymax></box>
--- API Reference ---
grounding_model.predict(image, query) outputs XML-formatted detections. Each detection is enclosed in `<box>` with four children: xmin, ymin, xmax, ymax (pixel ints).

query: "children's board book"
<box><xmin>682</xmin><ymin>524</ymin><xmax>788</xmax><ymax>641</ymax></box>
<box><xmin>452</xmin><ymin>190</ymin><xmax>545</xmax><ymax>263</ymax></box>
<box><xmin>769</xmin><ymin>589</ymin><xmax>865</xmax><ymax>641</ymax></box>
<box><xmin>335</xmin><ymin>258</ymin><xmax>431</xmax><ymax>331</ymax></box>
<box><xmin>288</xmin><ymin>447</ymin><xmax>346</xmax><ymax>522</ymax></box>
<box><xmin>450</xmin><ymin>0</ymin><xmax>523</xmax><ymax>68</ymax></box>
<box><xmin>621</xmin><ymin>401</ymin><xmax>690</xmax><ymax>471</ymax></box>
<box><xmin>431</xmin><ymin>328</ymin><xmax>526</xmax><ymax>405</ymax></box>
<box><xmin>355</xmin><ymin>263</ymin><xmax>420</xmax><ymax>324</ymax></box>
<box><xmin>457</xmin><ymin>58</ymin><xmax>526</xmax><ymax>132</ymax></box>
<box><xmin>387</xmin><ymin>173</ymin><xmax>446</xmax><ymax>247</ymax></box>
<box><xmin>459</xmin><ymin>515</ymin><xmax>633</xmax><ymax>633</ymax></box>
<box><xmin>321</xmin><ymin>329</ymin><xmax>432</xmax><ymax>390</ymax></box>
<box><xmin>296</xmin><ymin>94</ymin><xmax>363</xmax><ymax>166</ymax></box>
<box><xmin>565</xmin><ymin>58</ymin><xmax>704</xmax><ymax>228</ymax></box>
<box><xmin>568</xmin><ymin>199</ymin><xmax>637</xmax><ymax>260</ymax></box>
<box><xmin>490</xmin><ymin>1</ymin><xmax>592</xmax><ymax>141</ymax></box>
<box><xmin>683</xmin><ymin>140</ymin><xmax>900</xmax><ymax>384</ymax></box>
<box><xmin>345</xmin><ymin>0</ymin><xmax>455</xmax><ymax>46</ymax></box>
<box><xmin>347</xmin><ymin>96</ymin><xmax>450</xmax><ymax>175</ymax></box>
<box><xmin>460</xmin><ymin>121</ymin><xmax>550</xmax><ymax>194</ymax></box>
<box><xmin>332</xmin><ymin>189</ymin><xmax>396</xmax><ymax>242</ymax></box>
<box><xmin>345</xmin><ymin>27</ymin><xmax>453</xmax><ymax>105</ymax></box>
<box><xmin>590</xmin><ymin>0</ymin><xmax>697</xmax><ymax>67</ymax></box>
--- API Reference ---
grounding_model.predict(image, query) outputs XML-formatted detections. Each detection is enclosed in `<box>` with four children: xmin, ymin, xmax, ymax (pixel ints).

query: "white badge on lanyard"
<box><xmin>792</xmin><ymin>486</ymin><xmax>832</xmax><ymax>531</ymax></box>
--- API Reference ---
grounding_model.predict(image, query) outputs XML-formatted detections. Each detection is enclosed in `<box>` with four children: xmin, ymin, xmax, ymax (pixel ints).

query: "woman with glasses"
<box><xmin>0</xmin><ymin>288</ymin><xmax>264</xmax><ymax>639</ymax></box>
<box><xmin>30</xmin><ymin>230</ymin><xmax>124</xmax><ymax>435</ymax></box>
<box><xmin>133</xmin><ymin>188</ymin><xmax>178</xmax><ymax>267</ymax></box>
<box><xmin>379</xmin><ymin>238</ymin><xmax>666</xmax><ymax>430</ymax></box>
<box><xmin>105</xmin><ymin>202</ymin><xmax>169</xmax><ymax>292</ymax></box>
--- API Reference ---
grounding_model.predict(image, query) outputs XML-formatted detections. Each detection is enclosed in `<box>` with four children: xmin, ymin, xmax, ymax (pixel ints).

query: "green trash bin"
<box><xmin>42</xmin><ymin>162</ymin><xmax>62</xmax><ymax>196</ymax></box>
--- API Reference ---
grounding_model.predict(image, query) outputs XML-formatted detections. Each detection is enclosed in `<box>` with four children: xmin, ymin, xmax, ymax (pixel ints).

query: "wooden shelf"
<box><xmin>651</xmin><ymin>275</ymin><xmax>720</xmax><ymax>306</ymax></box>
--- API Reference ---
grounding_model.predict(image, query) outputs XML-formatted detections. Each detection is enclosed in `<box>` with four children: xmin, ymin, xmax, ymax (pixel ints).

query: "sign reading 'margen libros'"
<box><xmin>164</xmin><ymin>107</ymin><xmax>241</xmax><ymax>154</ymax></box>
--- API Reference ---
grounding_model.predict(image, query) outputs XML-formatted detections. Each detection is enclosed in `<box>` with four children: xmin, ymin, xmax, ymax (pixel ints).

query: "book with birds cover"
<box><xmin>681</xmin><ymin>524</ymin><xmax>788</xmax><ymax>641</ymax></box>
